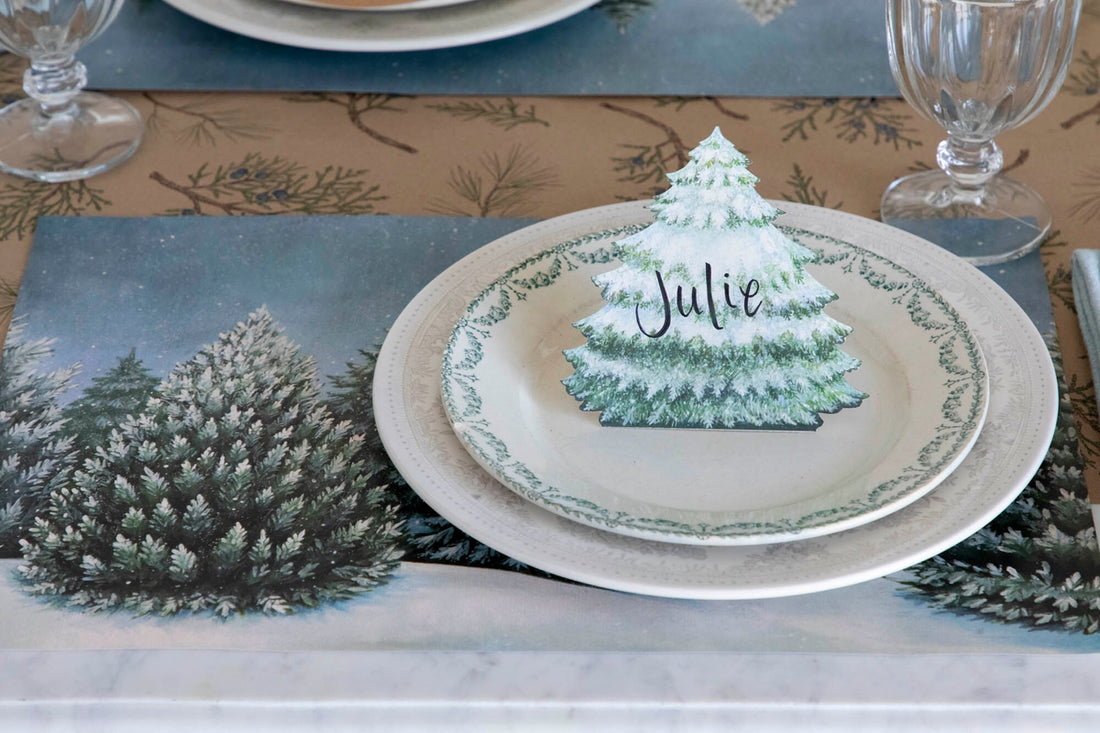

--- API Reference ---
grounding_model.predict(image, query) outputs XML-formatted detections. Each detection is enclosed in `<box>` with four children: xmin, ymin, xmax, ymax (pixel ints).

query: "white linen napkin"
<box><xmin>1072</xmin><ymin>249</ymin><xmax>1100</xmax><ymax>398</ymax></box>
<box><xmin>1070</xmin><ymin>250</ymin><xmax>1100</xmax><ymax>540</ymax></box>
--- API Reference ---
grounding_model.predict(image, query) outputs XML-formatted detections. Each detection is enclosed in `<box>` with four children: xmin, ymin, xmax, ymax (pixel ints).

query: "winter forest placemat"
<box><xmin>2</xmin><ymin>213</ymin><xmax>1098</xmax><ymax>652</ymax></box>
<box><xmin>81</xmin><ymin>0</ymin><xmax>894</xmax><ymax>96</ymax></box>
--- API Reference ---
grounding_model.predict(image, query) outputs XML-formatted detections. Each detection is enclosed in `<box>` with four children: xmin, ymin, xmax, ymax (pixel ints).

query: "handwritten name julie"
<box><xmin>635</xmin><ymin>263</ymin><xmax>762</xmax><ymax>339</ymax></box>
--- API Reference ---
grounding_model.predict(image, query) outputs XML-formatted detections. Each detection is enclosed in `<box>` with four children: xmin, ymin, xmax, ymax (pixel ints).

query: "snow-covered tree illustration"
<box><xmin>62</xmin><ymin>348</ymin><xmax>159</xmax><ymax>461</ymax></box>
<box><xmin>563</xmin><ymin>127</ymin><xmax>865</xmax><ymax>429</ymax></box>
<box><xmin>595</xmin><ymin>0</ymin><xmax>653</xmax><ymax>31</ymax></box>
<box><xmin>19</xmin><ymin>308</ymin><xmax>403</xmax><ymax>616</ymax></box>
<box><xmin>738</xmin><ymin>0</ymin><xmax>796</xmax><ymax>24</ymax></box>
<box><xmin>325</xmin><ymin>350</ymin><xmax>528</xmax><ymax>571</ymax></box>
<box><xmin>0</xmin><ymin>322</ymin><xmax>78</xmax><ymax>557</ymax></box>
<box><xmin>903</xmin><ymin>338</ymin><xmax>1100</xmax><ymax>633</ymax></box>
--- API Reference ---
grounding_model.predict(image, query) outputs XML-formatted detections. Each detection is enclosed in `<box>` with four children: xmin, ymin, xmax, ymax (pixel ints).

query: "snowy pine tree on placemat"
<box><xmin>901</xmin><ymin>336</ymin><xmax>1100</xmax><ymax>634</ymax></box>
<box><xmin>62</xmin><ymin>348</ymin><xmax>159</xmax><ymax>462</ymax></box>
<box><xmin>563</xmin><ymin>127</ymin><xmax>865</xmax><ymax>429</ymax></box>
<box><xmin>0</xmin><ymin>321</ymin><xmax>78</xmax><ymax>557</ymax></box>
<box><xmin>19</xmin><ymin>308</ymin><xmax>403</xmax><ymax>616</ymax></box>
<box><xmin>324</xmin><ymin>349</ymin><xmax>528</xmax><ymax>571</ymax></box>
<box><xmin>738</xmin><ymin>0</ymin><xmax>797</xmax><ymax>24</ymax></box>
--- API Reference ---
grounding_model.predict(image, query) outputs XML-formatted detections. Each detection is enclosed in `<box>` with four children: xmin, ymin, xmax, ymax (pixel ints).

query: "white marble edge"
<box><xmin>2</xmin><ymin>650</ymin><xmax>1100</xmax><ymax>704</ymax></box>
<box><xmin>4</xmin><ymin>704</ymin><xmax>1100</xmax><ymax>733</ymax></box>
<box><xmin>4</xmin><ymin>651</ymin><xmax>1100</xmax><ymax>731</ymax></box>
<box><xmin>3</xmin><ymin>706</ymin><xmax>1100</xmax><ymax>733</ymax></box>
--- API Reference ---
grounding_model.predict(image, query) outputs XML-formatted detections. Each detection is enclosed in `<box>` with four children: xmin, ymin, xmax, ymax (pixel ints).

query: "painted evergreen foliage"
<box><xmin>563</xmin><ymin>127</ymin><xmax>865</xmax><ymax>429</ymax></box>
<box><xmin>738</xmin><ymin>0</ymin><xmax>797</xmax><ymax>24</ymax></box>
<box><xmin>0</xmin><ymin>322</ymin><xmax>78</xmax><ymax>557</ymax></box>
<box><xmin>62</xmin><ymin>347</ymin><xmax>160</xmax><ymax>461</ymax></box>
<box><xmin>903</xmin><ymin>338</ymin><xmax>1100</xmax><ymax>633</ymax></box>
<box><xmin>325</xmin><ymin>350</ymin><xmax>528</xmax><ymax>571</ymax></box>
<box><xmin>594</xmin><ymin>0</ymin><xmax>653</xmax><ymax>31</ymax></box>
<box><xmin>19</xmin><ymin>308</ymin><xmax>404</xmax><ymax>616</ymax></box>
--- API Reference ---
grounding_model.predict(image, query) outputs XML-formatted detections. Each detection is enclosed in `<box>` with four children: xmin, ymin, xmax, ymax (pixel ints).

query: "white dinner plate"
<box><xmin>160</xmin><ymin>0</ymin><xmax>599</xmax><ymax>52</ymax></box>
<box><xmin>440</xmin><ymin>210</ymin><xmax>989</xmax><ymax>545</ymax></box>
<box><xmin>273</xmin><ymin>0</ymin><xmax>474</xmax><ymax>13</ymax></box>
<box><xmin>374</xmin><ymin>201</ymin><xmax>1057</xmax><ymax>599</ymax></box>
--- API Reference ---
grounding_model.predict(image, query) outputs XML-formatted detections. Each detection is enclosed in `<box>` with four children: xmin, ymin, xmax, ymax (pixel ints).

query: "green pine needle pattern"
<box><xmin>773</xmin><ymin>98</ymin><xmax>922</xmax><ymax>149</ymax></box>
<box><xmin>0</xmin><ymin>178</ymin><xmax>110</xmax><ymax>241</ymax></box>
<box><xmin>151</xmin><ymin>153</ymin><xmax>385</xmax><ymax>216</ymax></box>
<box><xmin>427</xmin><ymin>99</ymin><xmax>549</xmax><ymax>131</ymax></box>
<box><xmin>324</xmin><ymin>349</ymin><xmax>533</xmax><ymax>573</ymax></box>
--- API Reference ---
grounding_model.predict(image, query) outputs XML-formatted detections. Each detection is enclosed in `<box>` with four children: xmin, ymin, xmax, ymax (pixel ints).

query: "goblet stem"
<box><xmin>934</xmin><ymin>135</ymin><xmax>1003</xmax><ymax>196</ymax></box>
<box><xmin>24</xmin><ymin>56</ymin><xmax>88</xmax><ymax>119</ymax></box>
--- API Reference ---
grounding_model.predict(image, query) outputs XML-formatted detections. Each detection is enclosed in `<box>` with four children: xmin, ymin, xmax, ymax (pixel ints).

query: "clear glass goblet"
<box><xmin>0</xmin><ymin>0</ymin><xmax>142</xmax><ymax>182</ymax></box>
<box><xmin>881</xmin><ymin>0</ymin><xmax>1080</xmax><ymax>265</ymax></box>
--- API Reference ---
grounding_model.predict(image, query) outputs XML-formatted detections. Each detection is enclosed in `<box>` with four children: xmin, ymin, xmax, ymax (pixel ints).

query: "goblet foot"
<box><xmin>0</xmin><ymin>92</ymin><xmax>142</xmax><ymax>182</ymax></box>
<box><xmin>880</xmin><ymin>169</ymin><xmax>1051</xmax><ymax>266</ymax></box>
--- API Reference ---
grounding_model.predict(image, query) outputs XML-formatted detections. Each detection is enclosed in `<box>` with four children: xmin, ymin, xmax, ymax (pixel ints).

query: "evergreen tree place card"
<box><xmin>0</xmin><ymin>212</ymin><xmax>1094</xmax><ymax>659</ymax></box>
<box><xmin>563</xmin><ymin>130</ymin><xmax>867</xmax><ymax>431</ymax></box>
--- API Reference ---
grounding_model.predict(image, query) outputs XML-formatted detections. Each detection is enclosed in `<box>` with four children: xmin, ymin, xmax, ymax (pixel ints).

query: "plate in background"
<box><xmin>161</xmin><ymin>0</ymin><xmax>600</xmax><ymax>51</ymax></box>
<box><xmin>273</xmin><ymin>0</ymin><xmax>475</xmax><ymax>12</ymax></box>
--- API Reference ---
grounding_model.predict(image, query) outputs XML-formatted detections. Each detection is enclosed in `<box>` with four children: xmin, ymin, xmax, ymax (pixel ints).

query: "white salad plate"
<box><xmin>374</xmin><ymin>201</ymin><xmax>1057</xmax><ymax>599</ymax></box>
<box><xmin>161</xmin><ymin>0</ymin><xmax>599</xmax><ymax>52</ymax></box>
<box><xmin>440</xmin><ymin>206</ymin><xmax>989</xmax><ymax>545</ymax></box>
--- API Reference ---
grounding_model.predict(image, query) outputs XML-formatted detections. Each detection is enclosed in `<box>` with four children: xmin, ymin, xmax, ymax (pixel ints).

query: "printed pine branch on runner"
<box><xmin>427</xmin><ymin>99</ymin><xmax>549</xmax><ymax>131</ymax></box>
<box><xmin>1040</xmin><ymin>231</ymin><xmax>1075</xmax><ymax>314</ymax></box>
<box><xmin>604</xmin><ymin>102</ymin><xmax>693</xmax><ymax>198</ymax></box>
<box><xmin>143</xmin><ymin>93</ymin><xmax>273</xmax><ymax>147</ymax></box>
<box><xmin>150</xmin><ymin>153</ymin><xmax>385</xmax><ymax>216</ymax></box>
<box><xmin>0</xmin><ymin>178</ymin><xmax>110</xmax><ymax>240</ymax></box>
<box><xmin>782</xmin><ymin>163</ymin><xmax>843</xmax><ymax>209</ymax></box>
<box><xmin>284</xmin><ymin>93</ymin><xmax>418</xmax><ymax>154</ymax></box>
<box><xmin>0</xmin><ymin>278</ymin><xmax>18</xmax><ymax>326</ymax></box>
<box><xmin>427</xmin><ymin>145</ymin><xmax>557</xmax><ymax>218</ymax></box>
<box><xmin>1060</xmin><ymin>50</ymin><xmax>1100</xmax><ymax>129</ymax></box>
<box><xmin>773</xmin><ymin>98</ymin><xmax>922</xmax><ymax>149</ymax></box>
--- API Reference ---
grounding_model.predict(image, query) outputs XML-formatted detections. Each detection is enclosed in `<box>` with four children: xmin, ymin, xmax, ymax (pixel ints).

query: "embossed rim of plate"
<box><xmin>273</xmin><ymin>0</ymin><xmax>474</xmax><ymax>14</ymax></box>
<box><xmin>439</xmin><ymin>211</ymin><xmax>988</xmax><ymax>545</ymax></box>
<box><xmin>161</xmin><ymin>0</ymin><xmax>600</xmax><ymax>52</ymax></box>
<box><xmin>374</xmin><ymin>201</ymin><xmax>1057</xmax><ymax>599</ymax></box>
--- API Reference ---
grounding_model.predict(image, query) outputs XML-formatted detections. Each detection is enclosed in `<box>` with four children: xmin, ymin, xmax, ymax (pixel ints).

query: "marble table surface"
<box><xmin>3</xmin><ymin>650</ymin><xmax>1100</xmax><ymax>730</ymax></box>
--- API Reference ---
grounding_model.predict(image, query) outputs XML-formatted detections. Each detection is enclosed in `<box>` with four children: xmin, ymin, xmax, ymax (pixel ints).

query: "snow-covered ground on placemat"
<box><xmin>0</xmin><ymin>560</ymin><xmax>1095</xmax><ymax>653</ymax></box>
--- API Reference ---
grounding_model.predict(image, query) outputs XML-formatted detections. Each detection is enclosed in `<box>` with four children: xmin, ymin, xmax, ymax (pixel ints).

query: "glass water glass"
<box><xmin>0</xmin><ymin>0</ymin><xmax>142</xmax><ymax>182</ymax></box>
<box><xmin>881</xmin><ymin>0</ymin><xmax>1081</xmax><ymax>265</ymax></box>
